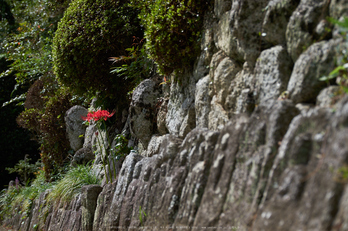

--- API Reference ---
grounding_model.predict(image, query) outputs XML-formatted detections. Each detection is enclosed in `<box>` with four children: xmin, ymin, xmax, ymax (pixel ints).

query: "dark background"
<box><xmin>0</xmin><ymin>0</ymin><xmax>40</xmax><ymax>190</ymax></box>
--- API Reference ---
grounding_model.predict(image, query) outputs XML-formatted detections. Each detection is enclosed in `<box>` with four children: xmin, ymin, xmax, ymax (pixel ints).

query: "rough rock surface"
<box><xmin>71</xmin><ymin>147</ymin><xmax>95</xmax><ymax>167</ymax></box>
<box><xmin>65</xmin><ymin>105</ymin><xmax>88</xmax><ymax>151</ymax></box>
<box><xmin>316</xmin><ymin>86</ymin><xmax>341</xmax><ymax>107</ymax></box>
<box><xmin>286</xmin><ymin>0</ymin><xmax>331</xmax><ymax>62</ymax></box>
<box><xmin>129</xmin><ymin>77</ymin><xmax>162</xmax><ymax>149</ymax></box>
<box><xmin>254</xmin><ymin>45</ymin><xmax>293</xmax><ymax>105</ymax></box>
<box><xmin>262</xmin><ymin>0</ymin><xmax>300</xmax><ymax>46</ymax></box>
<box><xmin>287</xmin><ymin>39</ymin><xmax>338</xmax><ymax>103</ymax></box>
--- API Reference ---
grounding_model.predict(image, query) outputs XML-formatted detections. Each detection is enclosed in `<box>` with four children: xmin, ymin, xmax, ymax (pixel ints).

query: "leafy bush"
<box><xmin>53</xmin><ymin>0</ymin><xmax>143</xmax><ymax>99</ymax></box>
<box><xmin>133</xmin><ymin>0</ymin><xmax>212</xmax><ymax>75</ymax></box>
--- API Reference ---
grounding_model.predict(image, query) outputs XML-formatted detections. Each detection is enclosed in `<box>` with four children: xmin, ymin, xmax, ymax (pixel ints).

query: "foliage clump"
<box><xmin>0</xmin><ymin>0</ymin><xmax>70</xmax><ymax>106</ymax></box>
<box><xmin>47</xmin><ymin>165</ymin><xmax>100</xmax><ymax>203</ymax></box>
<box><xmin>53</xmin><ymin>0</ymin><xmax>142</xmax><ymax>98</ymax></box>
<box><xmin>17</xmin><ymin>82</ymin><xmax>76</xmax><ymax>181</ymax></box>
<box><xmin>133</xmin><ymin>0</ymin><xmax>212</xmax><ymax>75</ymax></box>
<box><xmin>0</xmin><ymin>170</ymin><xmax>52</xmax><ymax>221</ymax></box>
<box><xmin>0</xmin><ymin>165</ymin><xmax>100</xmax><ymax>222</ymax></box>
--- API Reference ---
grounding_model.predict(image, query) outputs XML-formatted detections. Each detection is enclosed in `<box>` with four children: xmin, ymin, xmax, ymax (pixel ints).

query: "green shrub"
<box><xmin>39</xmin><ymin>87</ymin><xmax>75</xmax><ymax>181</ymax></box>
<box><xmin>134</xmin><ymin>0</ymin><xmax>212</xmax><ymax>75</ymax></box>
<box><xmin>53</xmin><ymin>0</ymin><xmax>142</xmax><ymax>98</ymax></box>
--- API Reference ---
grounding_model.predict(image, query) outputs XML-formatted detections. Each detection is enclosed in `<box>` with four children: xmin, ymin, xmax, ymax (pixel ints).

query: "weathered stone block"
<box><xmin>65</xmin><ymin>105</ymin><xmax>88</xmax><ymax>151</ymax></box>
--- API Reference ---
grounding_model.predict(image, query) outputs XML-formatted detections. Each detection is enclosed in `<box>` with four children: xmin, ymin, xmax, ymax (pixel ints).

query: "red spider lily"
<box><xmin>82</xmin><ymin>110</ymin><xmax>115</xmax><ymax>123</ymax></box>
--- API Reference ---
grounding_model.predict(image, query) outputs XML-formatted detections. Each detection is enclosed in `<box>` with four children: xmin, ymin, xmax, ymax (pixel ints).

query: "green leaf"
<box><xmin>320</xmin><ymin>65</ymin><xmax>347</xmax><ymax>81</ymax></box>
<box><xmin>2</xmin><ymin>93</ymin><xmax>27</xmax><ymax>107</ymax></box>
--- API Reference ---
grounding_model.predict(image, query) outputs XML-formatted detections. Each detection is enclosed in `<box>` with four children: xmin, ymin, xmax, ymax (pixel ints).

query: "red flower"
<box><xmin>82</xmin><ymin>110</ymin><xmax>115</xmax><ymax>123</ymax></box>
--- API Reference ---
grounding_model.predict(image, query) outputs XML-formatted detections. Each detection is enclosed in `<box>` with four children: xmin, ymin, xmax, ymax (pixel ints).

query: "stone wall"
<box><xmin>4</xmin><ymin>0</ymin><xmax>348</xmax><ymax>230</ymax></box>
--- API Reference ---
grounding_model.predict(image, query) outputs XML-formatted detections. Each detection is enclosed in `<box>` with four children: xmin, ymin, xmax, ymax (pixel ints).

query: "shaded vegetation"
<box><xmin>0</xmin><ymin>165</ymin><xmax>100</xmax><ymax>221</ymax></box>
<box><xmin>133</xmin><ymin>0</ymin><xmax>212</xmax><ymax>75</ymax></box>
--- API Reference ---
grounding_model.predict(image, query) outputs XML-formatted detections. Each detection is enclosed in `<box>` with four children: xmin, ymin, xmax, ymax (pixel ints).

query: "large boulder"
<box><xmin>287</xmin><ymin>39</ymin><xmax>339</xmax><ymax>104</ymax></box>
<box><xmin>286</xmin><ymin>0</ymin><xmax>331</xmax><ymax>62</ymax></box>
<box><xmin>71</xmin><ymin>147</ymin><xmax>95</xmax><ymax>167</ymax></box>
<box><xmin>65</xmin><ymin>105</ymin><xmax>88</xmax><ymax>151</ymax></box>
<box><xmin>214</xmin><ymin>0</ymin><xmax>271</xmax><ymax>65</ymax></box>
<box><xmin>81</xmin><ymin>185</ymin><xmax>103</xmax><ymax>231</ymax></box>
<box><xmin>262</xmin><ymin>0</ymin><xmax>300</xmax><ymax>46</ymax></box>
<box><xmin>254</xmin><ymin>45</ymin><xmax>293</xmax><ymax>105</ymax></box>
<box><xmin>129</xmin><ymin>77</ymin><xmax>162</xmax><ymax>149</ymax></box>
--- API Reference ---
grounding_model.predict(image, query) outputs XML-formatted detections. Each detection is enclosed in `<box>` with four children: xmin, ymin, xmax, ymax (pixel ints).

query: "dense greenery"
<box><xmin>0</xmin><ymin>170</ymin><xmax>52</xmax><ymax>221</ymax></box>
<box><xmin>0</xmin><ymin>0</ymin><xmax>69</xmax><ymax>101</ymax></box>
<box><xmin>47</xmin><ymin>165</ymin><xmax>101</xmax><ymax>203</ymax></box>
<box><xmin>133</xmin><ymin>0</ymin><xmax>211</xmax><ymax>75</ymax></box>
<box><xmin>0</xmin><ymin>165</ymin><xmax>100</xmax><ymax>222</ymax></box>
<box><xmin>53</xmin><ymin>0</ymin><xmax>143</xmax><ymax>99</ymax></box>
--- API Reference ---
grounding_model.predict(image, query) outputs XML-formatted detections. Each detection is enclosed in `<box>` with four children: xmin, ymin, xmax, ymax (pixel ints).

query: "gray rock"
<box><xmin>209</xmin><ymin>52</ymin><xmax>241</xmax><ymax>106</ymax></box>
<box><xmin>94</xmin><ymin>152</ymin><xmax>143</xmax><ymax>230</ymax></box>
<box><xmin>215</xmin><ymin>0</ymin><xmax>271</xmax><ymax>64</ymax></box>
<box><xmin>316</xmin><ymin>86</ymin><xmax>341</xmax><ymax>107</ymax></box>
<box><xmin>81</xmin><ymin>185</ymin><xmax>102</xmax><ymax>231</ymax></box>
<box><xmin>262</xmin><ymin>0</ymin><xmax>300</xmax><ymax>46</ymax></box>
<box><xmin>287</xmin><ymin>39</ymin><xmax>339</xmax><ymax>104</ymax></box>
<box><xmin>145</xmin><ymin>135</ymin><xmax>166</xmax><ymax>157</ymax></box>
<box><xmin>195</xmin><ymin>75</ymin><xmax>211</xmax><ymax>128</ymax></box>
<box><xmin>71</xmin><ymin>147</ymin><xmax>95</xmax><ymax>167</ymax></box>
<box><xmin>45</xmin><ymin>193</ymin><xmax>82</xmax><ymax>231</ymax></box>
<box><xmin>65</xmin><ymin>105</ymin><xmax>88</xmax><ymax>151</ymax></box>
<box><xmin>156</xmin><ymin>97</ymin><xmax>169</xmax><ymax>135</ymax></box>
<box><xmin>286</xmin><ymin>0</ymin><xmax>331</xmax><ymax>62</ymax></box>
<box><xmin>179</xmin><ymin>105</ymin><xmax>196</xmax><ymax>138</ymax></box>
<box><xmin>214</xmin><ymin>0</ymin><xmax>232</xmax><ymax>19</ymax></box>
<box><xmin>92</xmin><ymin>181</ymin><xmax>118</xmax><ymax>230</ymax></box>
<box><xmin>166</xmin><ymin>73</ymin><xmax>196</xmax><ymax>136</ymax></box>
<box><xmin>225</xmin><ymin>62</ymin><xmax>255</xmax><ymax>115</ymax></box>
<box><xmin>208</xmin><ymin>97</ymin><xmax>230</xmax><ymax>130</ymax></box>
<box><xmin>83</xmin><ymin>124</ymin><xmax>97</xmax><ymax>149</ymax></box>
<box><xmin>330</xmin><ymin>0</ymin><xmax>348</xmax><ymax>19</ymax></box>
<box><xmin>129</xmin><ymin>78</ymin><xmax>162</xmax><ymax>148</ymax></box>
<box><xmin>207</xmin><ymin>51</ymin><xmax>243</xmax><ymax>130</ymax></box>
<box><xmin>28</xmin><ymin>190</ymin><xmax>51</xmax><ymax>231</ymax></box>
<box><xmin>254</xmin><ymin>45</ymin><xmax>293</xmax><ymax>105</ymax></box>
<box><xmin>253</xmin><ymin>101</ymin><xmax>348</xmax><ymax>230</ymax></box>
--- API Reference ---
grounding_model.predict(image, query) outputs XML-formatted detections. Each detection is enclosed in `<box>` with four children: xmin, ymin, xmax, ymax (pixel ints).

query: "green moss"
<box><xmin>53</xmin><ymin>0</ymin><xmax>142</xmax><ymax>98</ymax></box>
<box><xmin>134</xmin><ymin>0</ymin><xmax>212</xmax><ymax>75</ymax></box>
